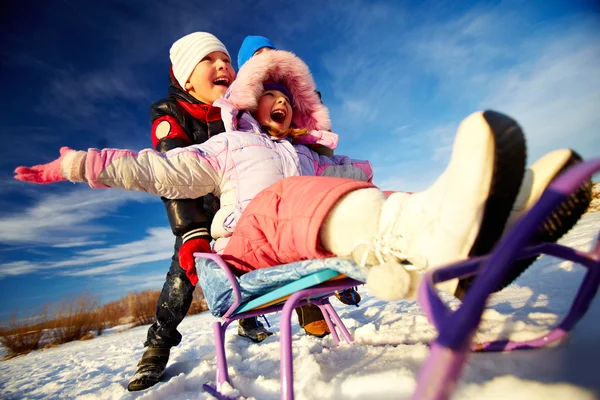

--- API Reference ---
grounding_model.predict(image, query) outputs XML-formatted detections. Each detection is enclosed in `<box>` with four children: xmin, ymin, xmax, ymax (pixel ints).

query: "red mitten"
<box><xmin>14</xmin><ymin>147</ymin><xmax>73</xmax><ymax>184</ymax></box>
<box><xmin>178</xmin><ymin>238</ymin><xmax>212</xmax><ymax>286</ymax></box>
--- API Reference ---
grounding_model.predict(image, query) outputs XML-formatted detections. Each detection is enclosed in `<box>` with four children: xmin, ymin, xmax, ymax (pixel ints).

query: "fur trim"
<box><xmin>366</xmin><ymin>263</ymin><xmax>421</xmax><ymax>301</ymax></box>
<box><xmin>227</xmin><ymin>50</ymin><xmax>331</xmax><ymax>131</ymax></box>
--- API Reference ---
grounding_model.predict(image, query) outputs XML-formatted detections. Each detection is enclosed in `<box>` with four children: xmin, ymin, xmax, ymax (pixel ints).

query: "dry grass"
<box><xmin>97</xmin><ymin>298</ymin><xmax>129</xmax><ymax>328</ymax></box>
<box><xmin>49</xmin><ymin>293</ymin><xmax>105</xmax><ymax>345</ymax></box>
<box><xmin>187</xmin><ymin>288</ymin><xmax>209</xmax><ymax>315</ymax></box>
<box><xmin>1</xmin><ymin>286</ymin><xmax>210</xmax><ymax>359</ymax></box>
<box><xmin>586</xmin><ymin>182</ymin><xmax>600</xmax><ymax>213</ymax></box>
<box><xmin>0</xmin><ymin>308</ymin><xmax>48</xmax><ymax>359</ymax></box>
<box><xmin>127</xmin><ymin>289</ymin><xmax>161</xmax><ymax>327</ymax></box>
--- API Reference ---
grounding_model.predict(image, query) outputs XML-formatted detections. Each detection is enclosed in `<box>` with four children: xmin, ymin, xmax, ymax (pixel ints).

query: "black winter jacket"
<box><xmin>150</xmin><ymin>71</ymin><xmax>226</xmax><ymax>242</ymax></box>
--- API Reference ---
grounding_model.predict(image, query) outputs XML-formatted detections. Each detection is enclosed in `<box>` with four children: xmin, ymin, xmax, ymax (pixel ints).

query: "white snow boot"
<box><xmin>506</xmin><ymin>149</ymin><xmax>588</xmax><ymax>228</ymax></box>
<box><xmin>455</xmin><ymin>148</ymin><xmax>592</xmax><ymax>297</ymax></box>
<box><xmin>356</xmin><ymin>111</ymin><xmax>527</xmax><ymax>300</ymax></box>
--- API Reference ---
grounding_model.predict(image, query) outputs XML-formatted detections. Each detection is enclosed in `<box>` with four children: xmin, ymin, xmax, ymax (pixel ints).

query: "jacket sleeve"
<box><xmin>152</xmin><ymin>113</ymin><xmax>213</xmax><ymax>240</ymax></box>
<box><xmin>295</xmin><ymin>145</ymin><xmax>373</xmax><ymax>182</ymax></box>
<box><xmin>78</xmin><ymin>137</ymin><xmax>227</xmax><ymax>201</ymax></box>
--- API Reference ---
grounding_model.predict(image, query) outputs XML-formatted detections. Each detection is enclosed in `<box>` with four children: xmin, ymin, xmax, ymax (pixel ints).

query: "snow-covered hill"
<box><xmin>586</xmin><ymin>182</ymin><xmax>600</xmax><ymax>213</ymax></box>
<box><xmin>1</xmin><ymin>213</ymin><xmax>599</xmax><ymax>400</ymax></box>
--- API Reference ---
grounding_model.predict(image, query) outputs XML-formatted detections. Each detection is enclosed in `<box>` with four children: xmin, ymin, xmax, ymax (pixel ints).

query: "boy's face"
<box><xmin>185</xmin><ymin>51</ymin><xmax>235</xmax><ymax>104</ymax></box>
<box><xmin>253</xmin><ymin>47</ymin><xmax>273</xmax><ymax>57</ymax></box>
<box><xmin>256</xmin><ymin>89</ymin><xmax>293</xmax><ymax>131</ymax></box>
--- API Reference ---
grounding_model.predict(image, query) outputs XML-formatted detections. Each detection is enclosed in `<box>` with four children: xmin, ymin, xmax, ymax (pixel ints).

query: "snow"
<box><xmin>1</xmin><ymin>213</ymin><xmax>599</xmax><ymax>399</ymax></box>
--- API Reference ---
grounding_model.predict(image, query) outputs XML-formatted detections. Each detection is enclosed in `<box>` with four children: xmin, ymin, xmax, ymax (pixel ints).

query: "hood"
<box><xmin>226</xmin><ymin>50</ymin><xmax>331</xmax><ymax>132</ymax></box>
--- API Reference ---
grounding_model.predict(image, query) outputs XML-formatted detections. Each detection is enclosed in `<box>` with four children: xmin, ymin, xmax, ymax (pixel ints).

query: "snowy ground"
<box><xmin>1</xmin><ymin>212</ymin><xmax>599</xmax><ymax>400</ymax></box>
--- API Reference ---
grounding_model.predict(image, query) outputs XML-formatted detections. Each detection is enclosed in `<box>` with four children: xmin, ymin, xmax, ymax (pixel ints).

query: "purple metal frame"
<box><xmin>195</xmin><ymin>253</ymin><xmax>362</xmax><ymax>399</ymax></box>
<box><xmin>413</xmin><ymin>158</ymin><xmax>600</xmax><ymax>400</ymax></box>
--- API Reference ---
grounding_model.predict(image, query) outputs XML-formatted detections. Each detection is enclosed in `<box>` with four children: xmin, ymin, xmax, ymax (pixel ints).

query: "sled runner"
<box><xmin>196</xmin><ymin>158</ymin><xmax>600</xmax><ymax>400</ymax></box>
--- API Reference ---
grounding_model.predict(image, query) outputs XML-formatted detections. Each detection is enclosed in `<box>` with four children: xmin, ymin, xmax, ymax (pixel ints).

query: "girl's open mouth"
<box><xmin>270</xmin><ymin>109</ymin><xmax>286</xmax><ymax>124</ymax></box>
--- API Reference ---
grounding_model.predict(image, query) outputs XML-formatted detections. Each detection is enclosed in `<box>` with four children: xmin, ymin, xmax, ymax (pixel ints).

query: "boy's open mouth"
<box><xmin>213</xmin><ymin>77</ymin><xmax>230</xmax><ymax>87</ymax></box>
<box><xmin>270</xmin><ymin>109</ymin><xmax>286</xmax><ymax>124</ymax></box>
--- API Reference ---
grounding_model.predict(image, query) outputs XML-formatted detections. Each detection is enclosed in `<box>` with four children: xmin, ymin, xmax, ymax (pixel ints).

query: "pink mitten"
<box><xmin>14</xmin><ymin>147</ymin><xmax>73</xmax><ymax>184</ymax></box>
<box><xmin>294</xmin><ymin>130</ymin><xmax>339</xmax><ymax>150</ymax></box>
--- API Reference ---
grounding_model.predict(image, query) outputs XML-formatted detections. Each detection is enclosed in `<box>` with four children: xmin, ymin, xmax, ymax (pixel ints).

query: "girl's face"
<box><xmin>255</xmin><ymin>89</ymin><xmax>293</xmax><ymax>131</ymax></box>
<box><xmin>185</xmin><ymin>51</ymin><xmax>236</xmax><ymax>104</ymax></box>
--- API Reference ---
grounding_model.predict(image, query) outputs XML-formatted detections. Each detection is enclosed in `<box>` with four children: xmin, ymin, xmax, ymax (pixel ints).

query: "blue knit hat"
<box><xmin>237</xmin><ymin>35</ymin><xmax>276</xmax><ymax>70</ymax></box>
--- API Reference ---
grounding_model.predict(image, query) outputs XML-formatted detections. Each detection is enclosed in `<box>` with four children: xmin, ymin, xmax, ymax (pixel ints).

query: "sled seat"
<box><xmin>194</xmin><ymin>254</ymin><xmax>364</xmax><ymax>400</ymax></box>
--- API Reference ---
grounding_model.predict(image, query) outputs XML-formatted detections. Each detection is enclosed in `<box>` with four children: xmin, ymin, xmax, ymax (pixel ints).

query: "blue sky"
<box><xmin>1</xmin><ymin>0</ymin><xmax>599</xmax><ymax>322</ymax></box>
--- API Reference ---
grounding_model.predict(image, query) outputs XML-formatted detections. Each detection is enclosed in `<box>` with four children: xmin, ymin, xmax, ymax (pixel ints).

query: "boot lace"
<box><xmin>353</xmin><ymin>234</ymin><xmax>428</xmax><ymax>270</ymax></box>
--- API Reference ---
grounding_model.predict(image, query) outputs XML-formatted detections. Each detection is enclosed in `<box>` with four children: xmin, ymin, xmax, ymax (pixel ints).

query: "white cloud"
<box><xmin>401</xmin><ymin>10</ymin><xmax>600</xmax><ymax>161</ymax></box>
<box><xmin>38</xmin><ymin>69</ymin><xmax>152</xmax><ymax>121</ymax></box>
<box><xmin>481</xmin><ymin>40</ymin><xmax>600</xmax><ymax>162</ymax></box>
<box><xmin>103</xmin><ymin>272</ymin><xmax>168</xmax><ymax>292</ymax></box>
<box><xmin>62</xmin><ymin>251</ymin><xmax>173</xmax><ymax>277</ymax></box>
<box><xmin>0</xmin><ymin>187</ymin><xmax>158</xmax><ymax>245</ymax></box>
<box><xmin>59</xmin><ymin>228</ymin><xmax>174</xmax><ymax>276</ymax></box>
<box><xmin>0</xmin><ymin>227</ymin><xmax>174</xmax><ymax>279</ymax></box>
<box><xmin>0</xmin><ymin>261</ymin><xmax>40</xmax><ymax>277</ymax></box>
<box><xmin>52</xmin><ymin>241</ymin><xmax>107</xmax><ymax>248</ymax></box>
<box><xmin>321</xmin><ymin>5</ymin><xmax>599</xmax><ymax>190</ymax></box>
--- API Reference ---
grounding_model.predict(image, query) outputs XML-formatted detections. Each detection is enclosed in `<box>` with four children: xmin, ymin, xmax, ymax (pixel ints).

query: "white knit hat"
<box><xmin>169</xmin><ymin>32</ymin><xmax>230</xmax><ymax>89</ymax></box>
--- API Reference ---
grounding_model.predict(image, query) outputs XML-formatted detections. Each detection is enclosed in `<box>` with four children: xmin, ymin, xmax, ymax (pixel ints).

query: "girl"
<box><xmin>14</xmin><ymin>50</ymin><xmax>537</xmax><ymax>301</ymax></box>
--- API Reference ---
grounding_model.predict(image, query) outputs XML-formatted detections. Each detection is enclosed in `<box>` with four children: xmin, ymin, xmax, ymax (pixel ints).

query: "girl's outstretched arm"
<box><xmin>15</xmin><ymin>142</ymin><xmax>226</xmax><ymax>199</ymax></box>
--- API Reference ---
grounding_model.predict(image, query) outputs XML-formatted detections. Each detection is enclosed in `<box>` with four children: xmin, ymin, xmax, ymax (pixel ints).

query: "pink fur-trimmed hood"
<box><xmin>226</xmin><ymin>50</ymin><xmax>331</xmax><ymax>132</ymax></box>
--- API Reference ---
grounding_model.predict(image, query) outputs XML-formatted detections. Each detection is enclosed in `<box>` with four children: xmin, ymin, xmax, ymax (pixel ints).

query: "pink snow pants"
<box><xmin>221</xmin><ymin>176</ymin><xmax>375</xmax><ymax>275</ymax></box>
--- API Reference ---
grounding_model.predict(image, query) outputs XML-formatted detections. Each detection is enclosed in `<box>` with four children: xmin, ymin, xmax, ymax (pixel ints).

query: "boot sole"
<box><xmin>238</xmin><ymin>323</ymin><xmax>274</xmax><ymax>343</ymax></box>
<box><xmin>495</xmin><ymin>150</ymin><xmax>591</xmax><ymax>290</ymax></box>
<box><xmin>127</xmin><ymin>346</ymin><xmax>169</xmax><ymax>391</ymax></box>
<box><xmin>238</xmin><ymin>330</ymin><xmax>272</xmax><ymax>343</ymax></box>
<box><xmin>452</xmin><ymin>111</ymin><xmax>527</xmax><ymax>297</ymax></box>
<box><xmin>128</xmin><ymin>376</ymin><xmax>162</xmax><ymax>391</ymax></box>
<box><xmin>456</xmin><ymin>149</ymin><xmax>592</xmax><ymax>297</ymax></box>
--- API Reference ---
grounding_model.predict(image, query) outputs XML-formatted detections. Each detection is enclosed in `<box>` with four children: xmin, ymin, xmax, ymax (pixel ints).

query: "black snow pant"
<box><xmin>145</xmin><ymin>236</ymin><xmax>194</xmax><ymax>348</ymax></box>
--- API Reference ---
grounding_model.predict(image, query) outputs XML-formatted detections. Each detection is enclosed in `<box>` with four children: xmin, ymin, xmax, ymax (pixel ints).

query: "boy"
<box><xmin>237</xmin><ymin>35</ymin><xmax>276</xmax><ymax>70</ymax></box>
<box><xmin>130</xmin><ymin>32</ymin><xmax>272</xmax><ymax>391</ymax></box>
